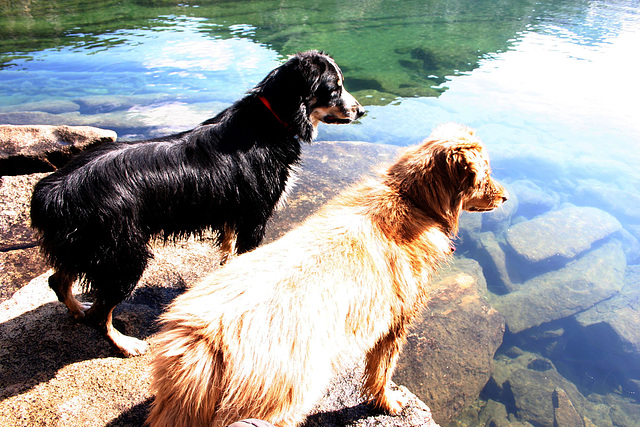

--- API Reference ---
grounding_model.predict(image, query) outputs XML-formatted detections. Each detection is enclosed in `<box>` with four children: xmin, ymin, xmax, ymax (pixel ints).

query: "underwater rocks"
<box><xmin>574</xmin><ymin>265</ymin><xmax>640</xmax><ymax>370</ymax></box>
<box><xmin>493</xmin><ymin>240</ymin><xmax>626</xmax><ymax>333</ymax></box>
<box><xmin>393</xmin><ymin>258</ymin><xmax>505</xmax><ymax>424</ymax></box>
<box><xmin>482</xmin><ymin>350</ymin><xmax>612</xmax><ymax>427</ymax></box>
<box><xmin>454</xmin><ymin>154</ymin><xmax>640</xmax><ymax>425</ymax></box>
<box><xmin>504</xmin><ymin>205</ymin><xmax>622</xmax><ymax>265</ymax></box>
<box><xmin>0</xmin><ymin>94</ymin><xmax>222</xmax><ymax>141</ymax></box>
<box><xmin>507</xmin><ymin>179</ymin><xmax>557</xmax><ymax>218</ymax></box>
<box><xmin>573</xmin><ymin>184</ymin><xmax>640</xmax><ymax>231</ymax></box>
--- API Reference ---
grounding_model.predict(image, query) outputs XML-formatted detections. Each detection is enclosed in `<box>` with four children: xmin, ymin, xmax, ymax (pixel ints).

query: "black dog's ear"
<box><xmin>292</xmin><ymin>51</ymin><xmax>328</xmax><ymax>95</ymax></box>
<box><xmin>251</xmin><ymin>51</ymin><xmax>330</xmax><ymax>142</ymax></box>
<box><xmin>257</xmin><ymin>52</ymin><xmax>326</xmax><ymax>99</ymax></box>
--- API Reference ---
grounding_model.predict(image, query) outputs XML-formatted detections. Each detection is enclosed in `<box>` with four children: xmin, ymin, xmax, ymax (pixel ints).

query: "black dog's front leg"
<box><xmin>234</xmin><ymin>220</ymin><xmax>267</xmax><ymax>255</ymax></box>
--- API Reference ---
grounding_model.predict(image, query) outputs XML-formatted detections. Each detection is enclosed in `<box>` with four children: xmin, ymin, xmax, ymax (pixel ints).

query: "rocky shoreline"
<box><xmin>1</xmin><ymin>126</ymin><xmax>444</xmax><ymax>427</ymax></box>
<box><xmin>2</xmin><ymin>124</ymin><xmax>640</xmax><ymax>426</ymax></box>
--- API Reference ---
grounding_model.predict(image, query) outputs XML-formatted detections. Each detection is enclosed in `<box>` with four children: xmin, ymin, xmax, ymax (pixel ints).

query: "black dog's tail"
<box><xmin>30</xmin><ymin>161</ymin><xmax>153</xmax><ymax>291</ymax></box>
<box><xmin>31</xmin><ymin>175</ymin><xmax>79</xmax><ymax>277</ymax></box>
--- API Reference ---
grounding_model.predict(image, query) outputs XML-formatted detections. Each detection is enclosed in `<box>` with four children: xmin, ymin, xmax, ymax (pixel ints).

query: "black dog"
<box><xmin>30</xmin><ymin>50</ymin><xmax>364</xmax><ymax>357</ymax></box>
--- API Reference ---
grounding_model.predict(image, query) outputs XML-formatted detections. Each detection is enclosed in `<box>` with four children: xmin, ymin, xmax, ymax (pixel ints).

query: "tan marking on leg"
<box><xmin>104</xmin><ymin>308</ymin><xmax>148</xmax><ymax>357</ymax></box>
<box><xmin>219</xmin><ymin>224</ymin><xmax>237</xmax><ymax>265</ymax></box>
<box><xmin>49</xmin><ymin>270</ymin><xmax>90</xmax><ymax>319</ymax></box>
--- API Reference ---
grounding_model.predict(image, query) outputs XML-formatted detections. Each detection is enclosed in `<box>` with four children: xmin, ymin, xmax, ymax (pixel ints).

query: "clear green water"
<box><xmin>2</xmin><ymin>0</ymin><xmax>640</xmax><ymax>425</ymax></box>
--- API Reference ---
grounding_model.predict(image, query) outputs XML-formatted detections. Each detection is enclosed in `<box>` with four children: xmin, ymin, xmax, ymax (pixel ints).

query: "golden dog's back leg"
<box><xmin>362</xmin><ymin>323</ymin><xmax>409</xmax><ymax>415</ymax></box>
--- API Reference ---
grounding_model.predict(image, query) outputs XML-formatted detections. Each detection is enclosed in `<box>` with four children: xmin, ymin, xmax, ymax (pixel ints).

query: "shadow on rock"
<box><xmin>106</xmin><ymin>398</ymin><xmax>153</xmax><ymax>427</ymax></box>
<box><xmin>303</xmin><ymin>402</ymin><xmax>381</xmax><ymax>426</ymax></box>
<box><xmin>0</xmin><ymin>279</ymin><xmax>185</xmax><ymax>401</ymax></box>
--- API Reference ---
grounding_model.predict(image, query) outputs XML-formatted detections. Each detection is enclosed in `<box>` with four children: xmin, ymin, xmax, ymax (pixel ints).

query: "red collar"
<box><xmin>258</xmin><ymin>95</ymin><xmax>290</xmax><ymax>129</ymax></box>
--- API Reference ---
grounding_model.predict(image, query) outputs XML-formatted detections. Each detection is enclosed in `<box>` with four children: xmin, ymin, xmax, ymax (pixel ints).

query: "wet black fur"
<box><xmin>30</xmin><ymin>50</ymin><xmax>344</xmax><ymax>306</ymax></box>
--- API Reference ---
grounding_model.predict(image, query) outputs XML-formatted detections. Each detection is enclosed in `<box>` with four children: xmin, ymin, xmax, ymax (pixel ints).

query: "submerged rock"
<box><xmin>504</xmin><ymin>205</ymin><xmax>621</xmax><ymax>265</ymax></box>
<box><xmin>393</xmin><ymin>258</ymin><xmax>505</xmax><ymax>424</ymax></box>
<box><xmin>553</xmin><ymin>388</ymin><xmax>584</xmax><ymax>427</ymax></box>
<box><xmin>574</xmin><ymin>265</ymin><xmax>640</xmax><ymax>367</ymax></box>
<box><xmin>477</xmin><ymin>231</ymin><xmax>520</xmax><ymax>294</ymax></box>
<box><xmin>0</xmin><ymin>99</ymin><xmax>81</xmax><ymax>115</ymax></box>
<box><xmin>508</xmin><ymin>179</ymin><xmax>557</xmax><ymax>219</ymax></box>
<box><xmin>573</xmin><ymin>184</ymin><xmax>640</xmax><ymax>225</ymax></box>
<box><xmin>490</xmin><ymin>351</ymin><xmax>612</xmax><ymax>427</ymax></box>
<box><xmin>492</xmin><ymin>240</ymin><xmax>626</xmax><ymax>333</ymax></box>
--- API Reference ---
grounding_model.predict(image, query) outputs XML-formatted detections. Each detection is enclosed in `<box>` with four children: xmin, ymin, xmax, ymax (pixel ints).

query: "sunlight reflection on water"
<box><xmin>1</xmin><ymin>1</ymin><xmax>640</xmax><ymax>424</ymax></box>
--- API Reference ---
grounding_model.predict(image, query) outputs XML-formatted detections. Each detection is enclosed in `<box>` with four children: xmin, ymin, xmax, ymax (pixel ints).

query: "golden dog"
<box><xmin>148</xmin><ymin>123</ymin><xmax>508</xmax><ymax>427</ymax></box>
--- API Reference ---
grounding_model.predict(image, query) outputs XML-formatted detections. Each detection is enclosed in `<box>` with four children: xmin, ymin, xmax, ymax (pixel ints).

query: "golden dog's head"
<box><xmin>385</xmin><ymin>123</ymin><xmax>508</xmax><ymax>233</ymax></box>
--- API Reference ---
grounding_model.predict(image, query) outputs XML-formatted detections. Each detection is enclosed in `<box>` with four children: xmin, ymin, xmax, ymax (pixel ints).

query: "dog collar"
<box><xmin>258</xmin><ymin>95</ymin><xmax>290</xmax><ymax>129</ymax></box>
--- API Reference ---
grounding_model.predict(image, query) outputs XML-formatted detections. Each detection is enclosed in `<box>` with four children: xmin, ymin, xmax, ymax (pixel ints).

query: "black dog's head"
<box><xmin>252</xmin><ymin>50</ymin><xmax>365</xmax><ymax>142</ymax></box>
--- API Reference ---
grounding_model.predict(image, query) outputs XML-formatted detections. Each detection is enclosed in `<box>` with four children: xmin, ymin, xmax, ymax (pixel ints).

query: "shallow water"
<box><xmin>2</xmin><ymin>0</ymin><xmax>640</xmax><ymax>425</ymax></box>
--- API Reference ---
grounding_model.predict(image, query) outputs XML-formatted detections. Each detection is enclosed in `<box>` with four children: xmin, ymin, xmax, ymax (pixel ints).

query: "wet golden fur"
<box><xmin>147</xmin><ymin>123</ymin><xmax>508</xmax><ymax>427</ymax></box>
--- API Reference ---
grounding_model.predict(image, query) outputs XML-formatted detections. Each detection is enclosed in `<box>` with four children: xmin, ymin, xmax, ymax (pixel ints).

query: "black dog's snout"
<box><xmin>355</xmin><ymin>105</ymin><xmax>366</xmax><ymax>119</ymax></box>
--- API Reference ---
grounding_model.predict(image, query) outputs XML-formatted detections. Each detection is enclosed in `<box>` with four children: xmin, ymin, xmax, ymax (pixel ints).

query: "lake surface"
<box><xmin>2</xmin><ymin>0</ymin><xmax>640</xmax><ymax>425</ymax></box>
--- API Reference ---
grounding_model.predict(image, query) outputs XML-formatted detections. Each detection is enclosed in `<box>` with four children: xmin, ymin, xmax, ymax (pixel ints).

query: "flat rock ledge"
<box><xmin>0</xmin><ymin>268</ymin><xmax>438</xmax><ymax>427</ymax></box>
<box><xmin>0</xmin><ymin>131</ymin><xmax>439</xmax><ymax>427</ymax></box>
<box><xmin>0</xmin><ymin>124</ymin><xmax>117</xmax><ymax>176</ymax></box>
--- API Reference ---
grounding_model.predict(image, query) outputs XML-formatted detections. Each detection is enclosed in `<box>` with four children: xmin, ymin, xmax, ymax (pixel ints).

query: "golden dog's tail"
<box><xmin>148</xmin><ymin>323</ymin><xmax>228</xmax><ymax>427</ymax></box>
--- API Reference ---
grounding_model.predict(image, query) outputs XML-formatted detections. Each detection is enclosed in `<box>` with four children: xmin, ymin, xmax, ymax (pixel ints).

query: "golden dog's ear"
<box><xmin>446</xmin><ymin>141</ymin><xmax>486</xmax><ymax>190</ymax></box>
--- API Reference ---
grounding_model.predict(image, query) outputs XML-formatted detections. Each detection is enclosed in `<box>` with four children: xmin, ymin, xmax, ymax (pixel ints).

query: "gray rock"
<box><xmin>73</xmin><ymin>94</ymin><xmax>166</xmax><ymax>114</ymax></box>
<box><xmin>589</xmin><ymin>393</ymin><xmax>640</xmax><ymax>427</ymax></box>
<box><xmin>0</xmin><ymin>174</ymin><xmax>47</xmax><ymax>250</ymax></box>
<box><xmin>492</xmin><ymin>240</ymin><xmax>626</xmax><ymax>333</ymax></box>
<box><xmin>454</xmin><ymin>398</ymin><xmax>534</xmax><ymax>427</ymax></box>
<box><xmin>476</xmin><ymin>400</ymin><xmax>511</xmax><ymax>427</ymax></box>
<box><xmin>0</xmin><ymin>247</ymin><xmax>49</xmax><ymax>303</ymax></box>
<box><xmin>508</xmin><ymin>370</ymin><xmax>582</xmax><ymax>427</ymax></box>
<box><xmin>629</xmin><ymin>224</ymin><xmax>640</xmax><ymax>244</ymax></box>
<box><xmin>504</xmin><ymin>206</ymin><xmax>622</xmax><ymax>265</ymax></box>
<box><xmin>0</xmin><ymin>101</ymin><xmax>228</xmax><ymax>142</ymax></box>
<box><xmin>573</xmin><ymin>185</ymin><xmax>640</xmax><ymax>225</ymax></box>
<box><xmin>575</xmin><ymin>265</ymin><xmax>640</xmax><ymax>361</ymax></box>
<box><xmin>0</xmin><ymin>140</ymin><xmax>440</xmax><ymax>427</ymax></box>
<box><xmin>508</xmin><ymin>179</ymin><xmax>557</xmax><ymax>219</ymax></box>
<box><xmin>553</xmin><ymin>388</ymin><xmax>584</xmax><ymax>427</ymax></box>
<box><xmin>477</xmin><ymin>231</ymin><xmax>520</xmax><ymax>293</ymax></box>
<box><xmin>458</xmin><ymin>210</ymin><xmax>483</xmax><ymax>249</ymax></box>
<box><xmin>567</xmin><ymin>158</ymin><xmax>636</xmax><ymax>183</ymax></box>
<box><xmin>616</xmin><ymin>228</ymin><xmax>640</xmax><ymax>264</ymax></box>
<box><xmin>304</xmin><ymin>364</ymin><xmax>439</xmax><ymax>427</ymax></box>
<box><xmin>0</xmin><ymin>174</ymin><xmax>50</xmax><ymax>302</ymax></box>
<box><xmin>0</xmin><ymin>268</ymin><xmax>438</xmax><ymax>427</ymax></box>
<box><xmin>491</xmin><ymin>352</ymin><xmax>612</xmax><ymax>427</ymax></box>
<box><xmin>0</xmin><ymin>124</ymin><xmax>116</xmax><ymax>175</ymax></box>
<box><xmin>393</xmin><ymin>258</ymin><xmax>505</xmax><ymax>424</ymax></box>
<box><xmin>483</xmin><ymin>139</ymin><xmax>566</xmax><ymax>183</ymax></box>
<box><xmin>0</xmin><ymin>99</ymin><xmax>81</xmax><ymax>115</ymax></box>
